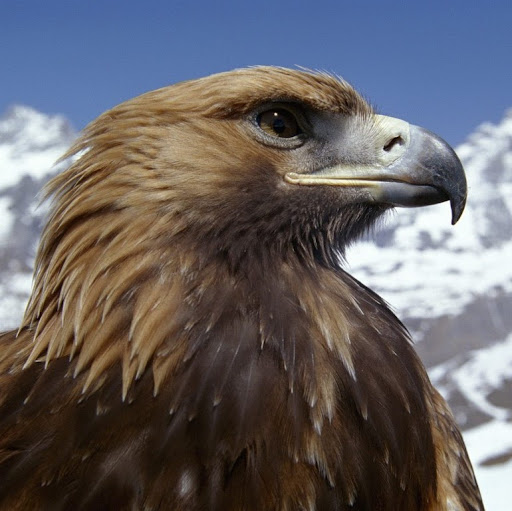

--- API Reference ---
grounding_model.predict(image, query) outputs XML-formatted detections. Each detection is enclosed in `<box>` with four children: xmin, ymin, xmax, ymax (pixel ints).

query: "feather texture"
<box><xmin>0</xmin><ymin>67</ymin><xmax>483</xmax><ymax>510</ymax></box>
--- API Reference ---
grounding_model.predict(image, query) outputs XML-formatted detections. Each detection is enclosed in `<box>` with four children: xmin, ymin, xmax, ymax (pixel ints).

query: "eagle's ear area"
<box><xmin>285</xmin><ymin>114</ymin><xmax>467</xmax><ymax>224</ymax></box>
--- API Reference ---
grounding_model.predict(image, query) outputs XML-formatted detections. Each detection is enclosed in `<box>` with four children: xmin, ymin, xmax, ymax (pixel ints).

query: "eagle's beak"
<box><xmin>285</xmin><ymin>115</ymin><xmax>467</xmax><ymax>224</ymax></box>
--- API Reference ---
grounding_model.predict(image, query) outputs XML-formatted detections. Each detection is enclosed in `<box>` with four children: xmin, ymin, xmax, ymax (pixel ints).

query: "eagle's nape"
<box><xmin>0</xmin><ymin>67</ymin><xmax>483</xmax><ymax>510</ymax></box>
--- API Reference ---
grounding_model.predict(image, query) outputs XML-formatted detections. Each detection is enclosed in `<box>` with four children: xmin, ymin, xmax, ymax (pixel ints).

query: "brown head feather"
<box><xmin>20</xmin><ymin>67</ymin><xmax>374</xmax><ymax>397</ymax></box>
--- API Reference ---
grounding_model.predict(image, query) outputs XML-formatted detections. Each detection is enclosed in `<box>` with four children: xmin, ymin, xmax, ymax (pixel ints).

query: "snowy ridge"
<box><xmin>430</xmin><ymin>333</ymin><xmax>512</xmax><ymax>425</ymax></box>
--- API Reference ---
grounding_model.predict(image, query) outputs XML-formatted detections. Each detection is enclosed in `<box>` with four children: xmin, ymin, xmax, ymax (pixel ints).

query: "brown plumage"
<box><xmin>0</xmin><ymin>67</ymin><xmax>483</xmax><ymax>510</ymax></box>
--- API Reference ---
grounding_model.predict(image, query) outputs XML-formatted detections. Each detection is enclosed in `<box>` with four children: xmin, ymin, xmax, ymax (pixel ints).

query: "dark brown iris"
<box><xmin>257</xmin><ymin>109</ymin><xmax>301</xmax><ymax>138</ymax></box>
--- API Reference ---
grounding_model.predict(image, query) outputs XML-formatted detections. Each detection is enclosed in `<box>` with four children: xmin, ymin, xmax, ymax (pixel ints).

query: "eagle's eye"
<box><xmin>257</xmin><ymin>108</ymin><xmax>302</xmax><ymax>138</ymax></box>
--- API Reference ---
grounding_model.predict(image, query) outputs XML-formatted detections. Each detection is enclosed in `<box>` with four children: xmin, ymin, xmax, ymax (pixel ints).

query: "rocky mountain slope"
<box><xmin>1</xmin><ymin>104</ymin><xmax>511</xmax><ymax>509</ymax></box>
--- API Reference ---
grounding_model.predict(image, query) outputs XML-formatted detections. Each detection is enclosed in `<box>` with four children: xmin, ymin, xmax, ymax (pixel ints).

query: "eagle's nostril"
<box><xmin>383</xmin><ymin>135</ymin><xmax>404</xmax><ymax>153</ymax></box>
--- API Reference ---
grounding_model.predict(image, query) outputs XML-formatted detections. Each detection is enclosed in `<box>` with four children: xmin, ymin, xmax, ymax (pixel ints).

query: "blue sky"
<box><xmin>1</xmin><ymin>1</ymin><xmax>510</xmax><ymax>146</ymax></box>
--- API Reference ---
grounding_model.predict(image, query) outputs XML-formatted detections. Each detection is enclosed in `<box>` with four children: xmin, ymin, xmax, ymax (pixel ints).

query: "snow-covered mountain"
<box><xmin>0</xmin><ymin>105</ymin><xmax>75</xmax><ymax>329</ymax></box>
<box><xmin>1</xmin><ymin>104</ymin><xmax>511</xmax><ymax>509</ymax></box>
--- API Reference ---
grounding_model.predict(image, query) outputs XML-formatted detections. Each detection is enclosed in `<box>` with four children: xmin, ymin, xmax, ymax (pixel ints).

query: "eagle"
<box><xmin>0</xmin><ymin>67</ymin><xmax>484</xmax><ymax>510</ymax></box>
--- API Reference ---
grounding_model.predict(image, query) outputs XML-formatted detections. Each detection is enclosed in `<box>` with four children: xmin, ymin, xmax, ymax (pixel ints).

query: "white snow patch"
<box><xmin>0</xmin><ymin>291</ymin><xmax>27</xmax><ymax>331</ymax></box>
<box><xmin>446</xmin><ymin>335</ymin><xmax>512</xmax><ymax>421</ymax></box>
<box><xmin>0</xmin><ymin>105</ymin><xmax>74</xmax><ymax>189</ymax></box>
<box><xmin>0</xmin><ymin>271</ymin><xmax>33</xmax><ymax>331</ymax></box>
<box><xmin>9</xmin><ymin>272</ymin><xmax>33</xmax><ymax>295</ymax></box>
<box><xmin>463</xmin><ymin>420</ymin><xmax>512</xmax><ymax>511</ymax></box>
<box><xmin>348</xmin><ymin>237</ymin><xmax>512</xmax><ymax>319</ymax></box>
